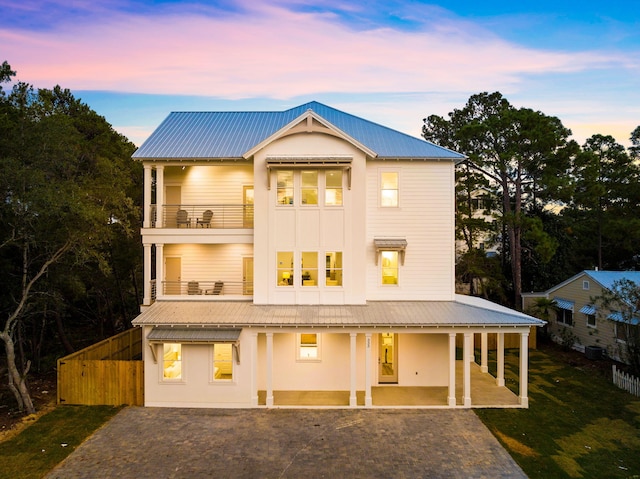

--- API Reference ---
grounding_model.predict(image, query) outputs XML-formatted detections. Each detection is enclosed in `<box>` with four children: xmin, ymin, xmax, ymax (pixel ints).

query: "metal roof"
<box><xmin>132</xmin><ymin>296</ymin><xmax>544</xmax><ymax>328</ymax></box>
<box><xmin>132</xmin><ymin>101</ymin><xmax>465</xmax><ymax>161</ymax></box>
<box><xmin>552</xmin><ymin>297</ymin><xmax>575</xmax><ymax>310</ymax></box>
<box><xmin>585</xmin><ymin>270</ymin><xmax>640</xmax><ymax>292</ymax></box>
<box><xmin>147</xmin><ymin>327</ymin><xmax>241</xmax><ymax>342</ymax></box>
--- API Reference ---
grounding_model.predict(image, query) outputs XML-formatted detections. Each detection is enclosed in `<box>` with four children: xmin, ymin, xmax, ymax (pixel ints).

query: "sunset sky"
<box><xmin>2</xmin><ymin>0</ymin><xmax>638</xmax><ymax>147</ymax></box>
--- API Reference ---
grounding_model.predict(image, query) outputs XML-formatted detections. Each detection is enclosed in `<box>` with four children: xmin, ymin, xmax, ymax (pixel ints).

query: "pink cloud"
<box><xmin>1</xmin><ymin>2</ymin><xmax>623</xmax><ymax>99</ymax></box>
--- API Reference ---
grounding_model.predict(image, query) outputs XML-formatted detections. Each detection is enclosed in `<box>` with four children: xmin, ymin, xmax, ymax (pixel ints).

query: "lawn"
<box><xmin>0</xmin><ymin>405</ymin><xmax>121</xmax><ymax>479</ymax></box>
<box><xmin>476</xmin><ymin>343</ymin><xmax>640</xmax><ymax>479</ymax></box>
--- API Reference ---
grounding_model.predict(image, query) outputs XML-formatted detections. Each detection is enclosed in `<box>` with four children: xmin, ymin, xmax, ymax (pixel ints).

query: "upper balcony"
<box><xmin>151</xmin><ymin>204</ymin><xmax>254</xmax><ymax>229</ymax></box>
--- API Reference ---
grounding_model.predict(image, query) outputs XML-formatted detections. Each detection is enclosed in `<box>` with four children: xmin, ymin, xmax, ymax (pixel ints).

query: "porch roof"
<box><xmin>132</xmin><ymin>295</ymin><xmax>544</xmax><ymax>328</ymax></box>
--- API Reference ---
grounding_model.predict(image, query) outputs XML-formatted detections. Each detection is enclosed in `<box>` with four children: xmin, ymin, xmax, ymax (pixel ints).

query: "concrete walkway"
<box><xmin>46</xmin><ymin>408</ymin><xmax>527</xmax><ymax>479</ymax></box>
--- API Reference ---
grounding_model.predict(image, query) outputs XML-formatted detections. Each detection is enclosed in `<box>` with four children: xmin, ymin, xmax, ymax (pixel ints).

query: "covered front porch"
<box><xmin>258</xmin><ymin>361</ymin><xmax>520</xmax><ymax>407</ymax></box>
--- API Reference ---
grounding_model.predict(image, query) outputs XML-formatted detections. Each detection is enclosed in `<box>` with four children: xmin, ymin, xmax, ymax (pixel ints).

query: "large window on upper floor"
<box><xmin>325</xmin><ymin>252</ymin><xmax>342</xmax><ymax>286</ymax></box>
<box><xmin>277</xmin><ymin>170</ymin><xmax>294</xmax><ymax>205</ymax></box>
<box><xmin>277</xmin><ymin>251</ymin><xmax>294</xmax><ymax>286</ymax></box>
<box><xmin>381</xmin><ymin>251</ymin><xmax>399</xmax><ymax>285</ymax></box>
<box><xmin>325</xmin><ymin>170</ymin><xmax>343</xmax><ymax>206</ymax></box>
<box><xmin>301</xmin><ymin>252</ymin><xmax>318</xmax><ymax>286</ymax></box>
<box><xmin>301</xmin><ymin>171</ymin><xmax>318</xmax><ymax>205</ymax></box>
<box><xmin>380</xmin><ymin>171</ymin><xmax>399</xmax><ymax>207</ymax></box>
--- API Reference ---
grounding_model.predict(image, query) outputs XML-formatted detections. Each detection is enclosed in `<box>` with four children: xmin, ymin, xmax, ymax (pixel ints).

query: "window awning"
<box><xmin>607</xmin><ymin>311</ymin><xmax>640</xmax><ymax>325</ymax></box>
<box><xmin>374</xmin><ymin>238</ymin><xmax>408</xmax><ymax>265</ymax></box>
<box><xmin>266</xmin><ymin>156</ymin><xmax>352</xmax><ymax>189</ymax></box>
<box><xmin>147</xmin><ymin>327</ymin><xmax>242</xmax><ymax>364</ymax></box>
<box><xmin>553</xmin><ymin>298</ymin><xmax>574</xmax><ymax>311</ymax></box>
<box><xmin>579</xmin><ymin>304</ymin><xmax>596</xmax><ymax>315</ymax></box>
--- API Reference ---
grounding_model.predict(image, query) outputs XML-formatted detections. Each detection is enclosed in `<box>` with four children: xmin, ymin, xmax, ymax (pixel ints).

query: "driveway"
<box><xmin>46</xmin><ymin>408</ymin><xmax>526</xmax><ymax>478</ymax></box>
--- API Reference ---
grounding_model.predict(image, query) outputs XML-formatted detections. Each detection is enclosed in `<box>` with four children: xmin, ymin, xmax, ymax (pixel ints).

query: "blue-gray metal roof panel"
<box><xmin>133</xmin><ymin>101</ymin><xmax>464</xmax><ymax>160</ymax></box>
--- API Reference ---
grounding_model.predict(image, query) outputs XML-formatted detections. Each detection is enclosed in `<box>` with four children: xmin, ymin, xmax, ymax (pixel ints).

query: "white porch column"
<box><xmin>349</xmin><ymin>333</ymin><xmax>357</xmax><ymax>407</ymax></box>
<box><xmin>251</xmin><ymin>332</ymin><xmax>259</xmax><ymax>406</ymax></box>
<box><xmin>468</xmin><ymin>332</ymin><xmax>475</xmax><ymax>363</ymax></box>
<box><xmin>448</xmin><ymin>333</ymin><xmax>456</xmax><ymax>407</ymax></box>
<box><xmin>463</xmin><ymin>332</ymin><xmax>472</xmax><ymax>407</ymax></box>
<box><xmin>155</xmin><ymin>243</ymin><xmax>164</xmax><ymax>299</ymax></box>
<box><xmin>143</xmin><ymin>164</ymin><xmax>152</xmax><ymax>228</ymax></box>
<box><xmin>266</xmin><ymin>333</ymin><xmax>274</xmax><ymax>407</ymax></box>
<box><xmin>481</xmin><ymin>332</ymin><xmax>488</xmax><ymax>373</ymax></box>
<box><xmin>364</xmin><ymin>333</ymin><xmax>372</xmax><ymax>407</ymax></box>
<box><xmin>496</xmin><ymin>332</ymin><xmax>505</xmax><ymax>387</ymax></box>
<box><xmin>519</xmin><ymin>331</ymin><xmax>529</xmax><ymax>407</ymax></box>
<box><xmin>143</xmin><ymin>243</ymin><xmax>152</xmax><ymax>306</ymax></box>
<box><xmin>155</xmin><ymin>165</ymin><xmax>164</xmax><ymax>228</ymax></box>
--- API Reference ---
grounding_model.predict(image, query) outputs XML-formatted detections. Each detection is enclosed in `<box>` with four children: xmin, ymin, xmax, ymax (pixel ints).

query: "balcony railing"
<box><xmin>151</xmin><ymin>204</ymin><xmax>254</xmax><ymax>229</ymax></box>
<box><xmin>160</xmin><ymin>280</ymin><xmax>254</xmax><ymax>297</ymax></box>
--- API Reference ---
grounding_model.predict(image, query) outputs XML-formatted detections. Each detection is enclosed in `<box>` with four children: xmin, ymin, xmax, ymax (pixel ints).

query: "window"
<box><xmin>380</xmin><ymin>171</ymin><xmax>398</xmax><ymax>207</ymax></box>
<box><xmin>556</xmin><ymin>309</ymin><xmax>573</xmax><ymax>326</ymax></box>
<box><xmin>615</xmin><ymin>322</ymin><xmax>628</xmax><ymax>343</ymax></box>
<box><xmin>277</xmin><ymin>170</ymin><xmax>294</xmax><ymax>205</ymax></box>
<box><xmin>325</xmin><ymin>170</ymin><xmax>343</xmax><ymax>206</ymax></box>
<box><xmin>381</xmin><ymin>251</ymin><xmax>399</xmax><ymax>284</ymax></box>
<box><xmin>213</xmin><ymin>343</ymin><xmax>233</xmax><ymax>381</ymax></box>
<box><xmin>163</xmin><ymin>343</ymin><xmax>182</xmax><ymax>380</ymax></box>
<box><xmin>301</xmin><ymin>252</ymin><xmax>318</xmax><ymax>286</ymax></box>
<box><xmin>277</xmin><ymin>252</ymin><xmax>293</xmax><ymax>286</ymax></box>
<box><xmin>325</xmin><ymin>252</ymin><xmax>342</xmax><ymax>286</ymax></box>
<box><xmin>586</xmin><ymin>314</ymin><xmax>596</xmax><ymax>328</ymax></box>
<box><xmin>298</xmin><ymin>333</ymin><xmax>321</xmax><ymax>360</ymax></box>
<box><xmin>583</xmin><ymin>280</ymin><xmax>590</xmax><ymax>290</ymax></box>
<box><xmin>301</xmin><ymin>171</ymin><xmax>318</xmax><ymax>205</ymax></box>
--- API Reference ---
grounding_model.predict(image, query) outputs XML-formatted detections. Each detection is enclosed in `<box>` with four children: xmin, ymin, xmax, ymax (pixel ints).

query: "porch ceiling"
<box><xmin>132</xmin><ymin>295</ymin><xmax>544</xmax><ymax>328</ymax></box>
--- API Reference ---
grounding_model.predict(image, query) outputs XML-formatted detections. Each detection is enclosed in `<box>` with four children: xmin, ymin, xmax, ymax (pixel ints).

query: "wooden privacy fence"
<box><xmin>613</xmin><ymin>365</ymin><xmax>640</xmax><ymax>397</ymax></box>
<box><xmin>57</xmin><ymin>328</ymin><xmax>144</xmax><ymax>406</ymax></box>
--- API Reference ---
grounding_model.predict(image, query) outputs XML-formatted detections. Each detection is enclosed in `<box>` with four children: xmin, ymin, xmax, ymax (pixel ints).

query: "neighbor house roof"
<box><xmin>132</xmin><ymin>101</ymin><xmax>465</xmax><ymax>161</ymax></box>
<box><xmin>132</xmin><ymin>295</ymin><xmax>543</xmax><ymax>328</ymax></box>
<box><xmin>523</xmin><ymin>270</ymin><xmax>640</xmax><ymax>297</ymax></box>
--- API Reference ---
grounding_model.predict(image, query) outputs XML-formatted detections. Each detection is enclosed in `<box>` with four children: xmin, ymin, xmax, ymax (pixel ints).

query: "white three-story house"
<box><xmin>132</xmin><ymin>102</ymin><xmax>543</xmax><ymax>408</ymax></box>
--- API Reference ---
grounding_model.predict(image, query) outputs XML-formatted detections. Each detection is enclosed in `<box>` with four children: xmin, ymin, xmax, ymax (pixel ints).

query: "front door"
<box><xmin>243</xmin><ymin>257</ymin><xmax>254</xmax><ymax>295</ymax></box>
<box><xmin>165</xmin><ymin>257</ymin><xmax>181</xmax><ymax>295</ymax></box>
<box><xmin>378</xmin><ymin>333</ymin><xmax>398</xmax><ymax>383</ymax></box>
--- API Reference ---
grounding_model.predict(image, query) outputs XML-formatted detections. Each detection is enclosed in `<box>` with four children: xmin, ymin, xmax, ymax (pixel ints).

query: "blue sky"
<box><xmin>2</xmin><ymin>0</ymin><xmax>638</xmax><ymax>147</ymax></box>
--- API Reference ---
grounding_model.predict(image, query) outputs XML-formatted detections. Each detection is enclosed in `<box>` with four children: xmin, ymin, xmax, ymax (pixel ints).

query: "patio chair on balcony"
<box><xmin>187</xmin><ymin>281</ymin><xmax>202</xmax><ymax>295</ymax></box>
<box><xmin>196</xmin><ymin>209</ymin><xmax>213</xmax><ymax>228</ymax></box>
<box><xmin>176</xmin><ymin>209</ymin><xmax>190</xmax><ymax>228</ymax></box>
<box><xmin>205</xmin><ymin>281</ymin><xmax>224</xmax><ymax>295</ymax></box>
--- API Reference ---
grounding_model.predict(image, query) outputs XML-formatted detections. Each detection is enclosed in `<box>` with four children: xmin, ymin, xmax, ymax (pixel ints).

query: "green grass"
<box><xmin>476</xmin><ymin>345</ymin><xmax>640</xmax><ymax>479</ymax></box>
<box><xmin>0</xmin><ymin>405</ymin><xmax>121</xmax><ymax>479</ymax></box>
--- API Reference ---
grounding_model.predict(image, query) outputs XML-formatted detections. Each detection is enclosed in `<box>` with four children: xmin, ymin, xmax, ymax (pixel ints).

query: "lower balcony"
<box><xmin>151</xmin><ymin>204</ymin><xmax>254</xmax><ymax>229</ymax></box>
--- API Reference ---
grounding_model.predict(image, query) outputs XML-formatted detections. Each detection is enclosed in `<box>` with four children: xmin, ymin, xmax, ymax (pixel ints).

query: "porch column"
<box><xmin>496</xmin><ymin>332</ymin><xmax>505</xmax><ymax>387</ymax></box>
<box><xmin>266</xmin><ymin>333</ymin><xmax>274</xmax><ymax>407</ymax></box>
<box><xmin>251</xmin><ymin>332</ymin><xmax>259</xmax><ymax>406</ymax></box>
<box><xmin>481</xmin><ymin>332</ymin><xmax>488</xmax><ymax>373</ymax></box>
<box><xmin>155</xmin><ymin>165</ymin><xmax>164</xmax><ymax>228</ymax></box>
<box><xmin>143</xmin><ymin>164</ymin><xmax>152</xmax><ymax>228</ymax></box>
<box><xmin>468</xmin><ymin>332</ymin><xmax>475</xmax><ymax>363</ymax></box>
<box><xmin>463</xmin><ymin>332</ymin><xmax>472</xmax><ymax>407</ymax></box>
<box><xmin>155</xmin><ymin>243</ymin><xmax>164</xmax><ymax>299</ymax></box>
<box><xmin>349</xmin><ymin>333</ymin><xmax>357</xmax><ymax>407</ymax></box>
<box><xmin>365</xmin><ymin>333</ymin><xmax>372</xmax><ymax>407</ymax></box>
<box><xmin>448</xmin><ymin>333</ymin><xmax>456</xmax><ymax>407</ymax></box>
<box><xmin>519</xmin><ymin>331</ymin><xmax>529</xmax><ymax>407</ymax></box>
<box><xmin>143</xmin><ymin>243</ymin><xmax>152</xmax><ymax>306</ymax></box>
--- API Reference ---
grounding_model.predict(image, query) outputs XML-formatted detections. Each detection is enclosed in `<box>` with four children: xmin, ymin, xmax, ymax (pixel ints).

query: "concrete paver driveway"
<box><xmin>46</xmin><ymin>408</ymin><xmax>526</xmax><ymax>479</ymax></box>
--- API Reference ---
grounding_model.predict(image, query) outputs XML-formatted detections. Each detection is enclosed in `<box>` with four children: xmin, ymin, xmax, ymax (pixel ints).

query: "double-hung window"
<box><xmin>380</xmin><ymin>171</ymin><xmax>399</xmax><ymax>207</ymax></box>
<box><xmin>381</xmin><ymin>251</ymin><xmax>399</xmax><ymax>284</ymax></box>
<box><xmin>163</xmin><ymin>343</ymin><xmax>182</xmax><ymax>380</ymax></box>
<box><xmin>297</xmin><ymin>333</ymin><xmax>321</xmax><ymax>360</ymax></box>
<box><xmin>213</xmin><ymin>343</ymin><xmax>233</xmax><ymax>381</ymax></box>
<box><xmin>301</xmin><ymin>171</ymin><xmax>318</xmax><ymax>205</ymax></box>
<box><xmin>277</xmin><ymin>251</ymin><xmax>294</xmax><ymax>286</ymax></box>
<box><xmin>277</xmin><ymin>170</ymin><xmax>294</xmax><ymax>205</ymax></box>
<box><xmin>325</xmin><ymin>170</ymin><xmax>343</xmax><ymax>206</ymax></box>
<box><xmin>301</xmin><ymin>252</ymin><xmax>318</xmax><ymax>286</ymax></box>
<box><xmin>325</xmin><ymin>252</ymin><xmax>342</xmax><ymax>286</ymax></box>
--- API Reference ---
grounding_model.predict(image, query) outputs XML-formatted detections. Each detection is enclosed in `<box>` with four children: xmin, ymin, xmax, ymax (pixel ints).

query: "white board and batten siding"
<box><xmin>366</xmin><ymin>161</ymin><xmax>455</xmax><ymax>300</ymax></box>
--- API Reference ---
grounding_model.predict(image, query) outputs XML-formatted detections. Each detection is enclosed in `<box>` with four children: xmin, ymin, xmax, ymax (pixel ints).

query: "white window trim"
<box><xmin>160</xmin><ymin>343</ymin><xmax>185</xmax><ymax>383</ymax></box>
<box><xmin>586</xmin><ymin>314</ymin><xmax>597</xmax><ymax>329</ymax></box>
<box><xmin>210</xmin><ymin>343</ymin><xmax>235</xmax><ymax>383</ymax></box>
<box><xmin>583</xmin><ymin>280</ymin><xmax>590</xmax><ymax>290</ymax></box>
<box><xmin>296</xmin><ymin>333</ymin><xmax>322</xmax><ymax>362</ymax></box>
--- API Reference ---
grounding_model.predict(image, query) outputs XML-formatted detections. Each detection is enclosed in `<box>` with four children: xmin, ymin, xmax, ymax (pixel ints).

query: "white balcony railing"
<box><xmin>159</xmin><ymin>280</ymin><xmax>253</xmax><ymax>297</ymax></box>
<box><xmin>150</xmin><ymin>204</ymin><xmax>254</xmax><ymax>229</ymax></box>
